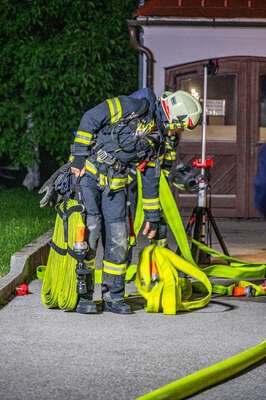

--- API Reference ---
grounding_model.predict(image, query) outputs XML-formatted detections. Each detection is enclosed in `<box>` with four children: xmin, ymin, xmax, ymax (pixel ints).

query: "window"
<box><xmin>179</xmin><ymin>75</ymin><xmax>237</xmax><ymax>142</ymax></box>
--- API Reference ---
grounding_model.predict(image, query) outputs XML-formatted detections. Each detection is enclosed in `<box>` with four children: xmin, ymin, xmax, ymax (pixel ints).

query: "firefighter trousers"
<box><xmin>80</xmin><ymin>175</ymin><xmax>128</xmax><ymax>301</ymax></box>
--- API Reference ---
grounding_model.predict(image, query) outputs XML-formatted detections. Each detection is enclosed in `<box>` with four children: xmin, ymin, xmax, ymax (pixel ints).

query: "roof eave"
<box><xmin>128</xmin><ymin>17</ymin><xmax>266</xmax><ymax>28</ymax></box>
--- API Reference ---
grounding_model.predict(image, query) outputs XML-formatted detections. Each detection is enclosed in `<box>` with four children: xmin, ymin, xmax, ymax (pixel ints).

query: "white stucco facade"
<box><xmin>141</xmin><ymin>25</ymin><xmax>266</xmax><ymax>95</ymax></box>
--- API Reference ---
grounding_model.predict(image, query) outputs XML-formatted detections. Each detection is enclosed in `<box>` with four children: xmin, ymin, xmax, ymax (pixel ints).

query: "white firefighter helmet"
<box><xmin>160</xmin><ymin>90</ymin><xmax>202</xmax><ymax>131</ymax></box>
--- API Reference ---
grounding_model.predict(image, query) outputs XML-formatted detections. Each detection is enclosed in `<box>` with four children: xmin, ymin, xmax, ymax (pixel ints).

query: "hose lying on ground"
<box><xmin>135</xmin><ymin>340</ymin><xmax>266</xmax><ymax>400</ymax></box>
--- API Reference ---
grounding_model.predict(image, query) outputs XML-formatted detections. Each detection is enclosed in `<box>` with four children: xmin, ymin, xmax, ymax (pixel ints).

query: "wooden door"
<box><xmin>165</xmin><ymin>57</ymin><xmax>266</xmax><ymax>218</ymax></box>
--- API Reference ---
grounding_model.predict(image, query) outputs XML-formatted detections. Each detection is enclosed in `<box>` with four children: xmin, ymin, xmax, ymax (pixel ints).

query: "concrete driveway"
<box><xmin>0</xmin><ymin>218</ymin><xmax>265</xmax><ymax>400</ymax></box>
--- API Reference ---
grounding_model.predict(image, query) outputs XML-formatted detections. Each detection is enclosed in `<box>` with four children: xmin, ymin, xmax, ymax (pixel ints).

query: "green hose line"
<box><xmin>135</xmin><ymin>341</ymin><xmax>266</xmax><ymax>400</ymax></box>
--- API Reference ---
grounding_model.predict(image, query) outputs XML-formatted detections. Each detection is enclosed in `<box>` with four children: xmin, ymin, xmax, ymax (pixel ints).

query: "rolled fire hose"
<box><xmin>41</xmin><ymin>199</ymin><xmax>84</xmax><ymax>310</ymax></box>
<box><xmin>135</xmin><ymin>340</ymin><xmax>266</xmax><ymax>400</ymax></box>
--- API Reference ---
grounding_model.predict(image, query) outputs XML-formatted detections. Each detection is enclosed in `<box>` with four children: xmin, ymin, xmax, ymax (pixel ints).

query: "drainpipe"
<box><xmin>128</xmin><ymin>24</ymin><xmax>155</xmax><ymax>89</ymax></box>
<box><xmin>138</xmin><ymin>26</ymin><xmax>144</xmax><ymax>89</ymax></box>
<box><xmin>137</xmin><ymin>0</ymin><xmax>144</xmax><ymax>88</ymax></box>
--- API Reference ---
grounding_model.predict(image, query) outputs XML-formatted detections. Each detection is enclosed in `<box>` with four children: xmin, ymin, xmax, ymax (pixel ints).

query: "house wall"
<box><xmin>142</xmin><ymin>26</ymin><xmax>266</xmax><ymax>95</ymax></box>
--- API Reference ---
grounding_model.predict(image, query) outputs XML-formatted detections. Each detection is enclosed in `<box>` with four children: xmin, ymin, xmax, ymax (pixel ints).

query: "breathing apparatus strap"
<box><xmin>56</xmin><ymin>202</ymin><xmax>84</xmax><ymax>243</ymax></box>
<box><xmin>50</xmin><ymin>241</ymin><xmax>68</xmax><ymax>256</ymax></box>
<box><xmin>57</xmin><ymin>204</ymin><xmax>84</xmax><ymax>219</ymax></box>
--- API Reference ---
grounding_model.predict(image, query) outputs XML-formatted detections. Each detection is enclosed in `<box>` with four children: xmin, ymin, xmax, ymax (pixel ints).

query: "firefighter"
<box><xmin>70</xmin><ymin>89</ymin><xmax>201</xmax><ymax>314</ymax></box>
<box><xmin>254</xmin><ymin>142</ymin><xmax>266</xmax><ymax>218</ymax></box>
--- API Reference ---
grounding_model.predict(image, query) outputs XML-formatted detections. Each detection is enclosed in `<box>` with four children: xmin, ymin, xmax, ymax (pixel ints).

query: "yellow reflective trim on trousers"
<box><xmin>109</xmin><ymin>178</ymin><xmax>128</xmax><ymax>190</ymax></box>
<box><xmin>106</xmin><ymin>97</ymin><xmax>122</xmax><ymax>123</ymax></box>
<box><xmin>103</xmin><ymin>260</ymin><xmax>126</xmax><ymax>275</ymax></box>
<box><xmin>143</xmin><ymin>197</ymin><xmax>160</xmax><ymax>210</ymax></box>
<box><xmin>85</xmin><ymin>160</ymin><xmax>98</xmax><ymax>174</ymax></box>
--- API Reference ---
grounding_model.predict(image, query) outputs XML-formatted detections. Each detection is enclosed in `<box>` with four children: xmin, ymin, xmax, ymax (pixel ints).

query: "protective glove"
<box><xmin>71</xmin><ymin>155</ymin><xmax>85</xmax><ymax>170</ymax></box>
<box><xmin>142</xmin><ymin>221</ymin><xmax>159</xmax><ymax>240</ymax></box>
<box><xmin>38</xmin><ymin>162</ymin><xmax>71</xmax><ymax>208</ymax></box>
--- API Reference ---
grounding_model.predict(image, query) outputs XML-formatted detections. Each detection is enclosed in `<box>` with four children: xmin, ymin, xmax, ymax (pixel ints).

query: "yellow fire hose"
<box><xmin>39</xmin><ymin>173</ymin><xmax>265</xmax><ymax>399</ymax></box>
<box><xmin>41</xmin><ymin>172</ymin><xmax>266</xmax><ymax>311</ymax></box>
<box><xmin>41</xmin><ymin>199</ymin><xmax>84</xmax><ymax>310</ymax></box>
<box><xmin>135</xmin><ymin>245</ymin><xmax>212</xmax><ymax>314</ymax></box>
<box><xmin>135</xmin><ymin>340</ymin><xmax>266</xmax><ymax>400</ymax></box>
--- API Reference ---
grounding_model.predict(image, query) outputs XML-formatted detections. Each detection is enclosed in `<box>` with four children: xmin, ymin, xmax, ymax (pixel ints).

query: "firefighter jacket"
<box><xmin>71</xmin><ymin>95</ymin><xmax>163</xmax><ymax>222</ymax></box>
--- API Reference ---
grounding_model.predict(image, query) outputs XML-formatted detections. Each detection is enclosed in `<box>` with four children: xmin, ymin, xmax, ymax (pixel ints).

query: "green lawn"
<box><xmin>0</xmin><ymin>187</ymin><xmax>55</xmax><ymax>277</ymax></box>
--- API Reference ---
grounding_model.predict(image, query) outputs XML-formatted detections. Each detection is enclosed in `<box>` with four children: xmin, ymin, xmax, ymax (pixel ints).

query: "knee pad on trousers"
<box><xmin>86</xmin><ymin>214</ymin><xmax>102</xmax><ymax>251</ymax></box>
<box><xmin>106</xmin><ymin>221</ymin><xmax>128</xmax><ymax>264</ymax></box>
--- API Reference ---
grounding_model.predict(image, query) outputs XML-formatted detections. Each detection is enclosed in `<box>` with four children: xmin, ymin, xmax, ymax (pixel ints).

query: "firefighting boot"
<box><xmin>76</xmin><ymin>296</ymin><xmax>98</xmax><ymax>314</ymax></box>
<box><xmin>103</xmin><ymin>299</ymin><xmax>132</xmax><ymax>314</ymax></box>
<box><xmin>76</xmin><ymin>262</ymin><xmax>99</xmax><ymax>314</ymax></box>
<box><xmin>102</xmin><ymin>272</ymin><xmax>133</xmax><ymax>314</ymax></box>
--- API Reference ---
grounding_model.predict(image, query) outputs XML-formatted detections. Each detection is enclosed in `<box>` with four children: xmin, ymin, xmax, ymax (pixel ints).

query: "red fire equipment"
<box><xmin>15</xmin><ymin>284</ymin><xmax>29</xmax><ymax>296</ymax></box>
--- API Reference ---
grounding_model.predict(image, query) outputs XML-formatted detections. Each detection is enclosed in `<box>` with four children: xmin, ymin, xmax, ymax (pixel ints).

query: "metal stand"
<box><xmin>186</xmin><ymin>60</ymin><xmax>229</xmax><ymax>264</ymax></box>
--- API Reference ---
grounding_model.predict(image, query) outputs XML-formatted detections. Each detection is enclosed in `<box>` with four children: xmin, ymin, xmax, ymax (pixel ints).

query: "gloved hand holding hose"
<box><xmin>71</xmin><ymin>153</ymin><xmax>86</xmax><ymax>178</ymax></box>
<box><xmin>143</xmin><ymin>221</ymin><xmax>159</xmax><ymax>239</ymax></box>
